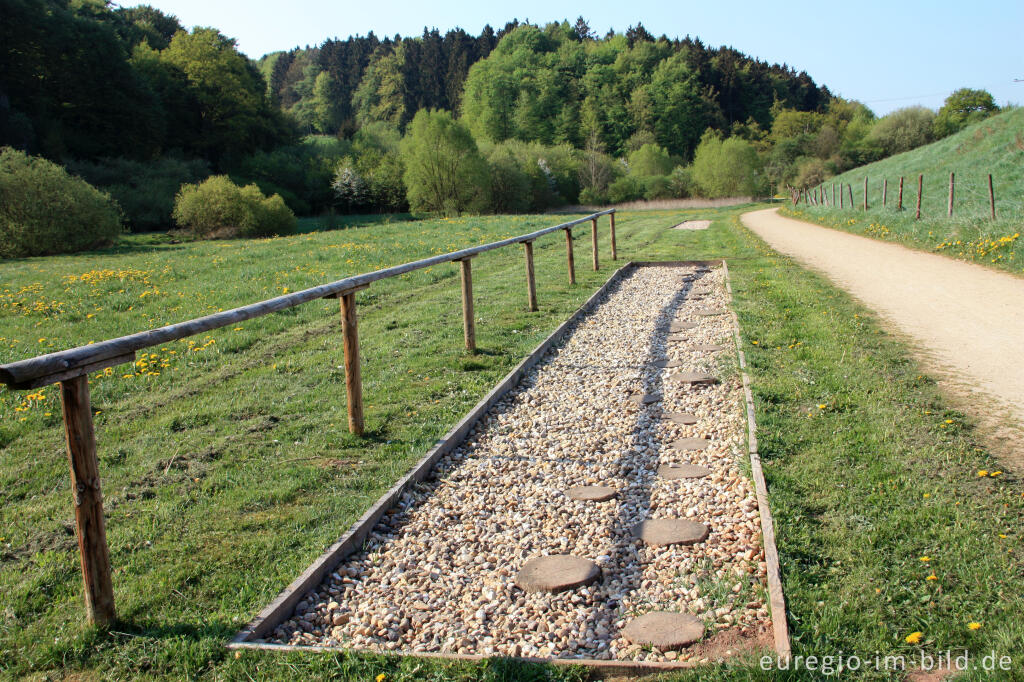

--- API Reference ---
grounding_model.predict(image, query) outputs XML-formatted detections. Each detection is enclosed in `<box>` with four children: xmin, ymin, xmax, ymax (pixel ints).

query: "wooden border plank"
<box><xmin>721</xmin><ymin>259</ymin><xmax>792</xmax><ymax>662</ymax></box>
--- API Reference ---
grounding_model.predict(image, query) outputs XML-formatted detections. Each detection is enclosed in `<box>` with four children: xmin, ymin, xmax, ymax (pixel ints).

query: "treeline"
<box><xmin>1</xmin><ymin>1</ymin><xmax>1003</xmax><ymax>253</ymax></box>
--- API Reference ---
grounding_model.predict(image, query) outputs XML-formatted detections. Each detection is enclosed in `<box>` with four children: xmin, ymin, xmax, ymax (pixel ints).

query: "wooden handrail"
<box><xmin>0</xmin><ymin>208</ymin><xmax>616</xmax><ymax>624</ymax></box>
<box><xmin>0</xmin><ymin>210</ymin><xmax>614</xmax><ymax>389</ymax></box>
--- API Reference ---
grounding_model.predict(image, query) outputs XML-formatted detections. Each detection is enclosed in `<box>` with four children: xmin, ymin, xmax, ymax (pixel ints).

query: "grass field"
<box><xmin>780</xmin><ymin>107</ymin><xmax>1024</xmax><ymax>275</ymax></box>
<box><xmin>1</xmin><ymin>208</ymin><xmax>1022</xmax><ymax>680</ymax></box>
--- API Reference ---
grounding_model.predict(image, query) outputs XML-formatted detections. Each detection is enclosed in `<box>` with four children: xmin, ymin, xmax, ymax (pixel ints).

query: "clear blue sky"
<box><xmin>139</xmin><ymin>0</ymin><xmax>1024</xmax><ymax>116</ymax></box>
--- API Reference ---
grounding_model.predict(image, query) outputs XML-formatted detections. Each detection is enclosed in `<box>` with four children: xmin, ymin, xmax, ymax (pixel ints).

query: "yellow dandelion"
<box><xmin>968</xmin><ymin>622</ymin><xmax>982</xmax><ymax>631</ymax></box>
<box><xmin>817</xmin><ymin>404</ymin><xmax>826</xmax><ymax>409</ymax></box>
<box><xmin>926</xmin><ymin>574</ymin><xmax>937</xmax><ymax>581</ymax></box>
<box><xmin>991</xmin><ymin>471</ymin><xmax>1003</xmax><ymax>477</ymax></box>
<box><xmin>375</xmin><ymin>675</ymin><xmax>387</xmax><ymax>682</ymax></box>
<box><xmin>905</xmin><ymin>631</ymin><xmax>923</xmax><ymax>644</ymax></box>
<box><xmin>919</xmin><ymin>556</ymin><xmax>931</xmax><ymax>562</ymax></box>
<box><xmin>978</xmin><ymin>470</ymin><xmax>989</xmax><ymax>477</ymax></box>
<box><xmin>923</xmin><ymin>493</ymin><xmax>930</xmax><ymax>498</ymax></box>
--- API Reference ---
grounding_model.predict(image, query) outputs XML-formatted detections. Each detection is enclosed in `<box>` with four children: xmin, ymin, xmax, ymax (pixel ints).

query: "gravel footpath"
<box><xmin>268</xmin><ymin>265</ymin><xmax>770</xmax><ymax>663</ymax></box>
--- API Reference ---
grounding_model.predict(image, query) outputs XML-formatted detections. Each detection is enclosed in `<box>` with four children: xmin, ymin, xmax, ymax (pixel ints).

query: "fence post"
<box><xmin>610</xmin><ymin>212</ymin><xmax>617</xmax><ymax>261</ymax></box>
<box><xmin>564</xmin><ymin>228</ymin><xmax>575</xmax><ymax>284</ymax></box>
<box><xmin>898</xmin><ymin>176</ymin><xmax>904</xmax><ymax>211</ymax></box>
<box><xmin>839</xmin><ymin>185</ymin><xmax>844</xmax><ymax>208</ymax></box>
<box><xmin>340</xmin><ymin>292</ymin><xmax>364</xmax><ymax>434</ymax></box>
<box><xmin>590</xmin><ymin>218</ymin><xmax>599</xmax><ymax>271</ymax></box>
<box><xmin>60</xmin><ymin>375</ymin><xmax>116</xmax><ymax>626</ymax></box>
<box><xmin>832</xmin><ymin>183</ymin><xmax>836</xmax><ymax>207</ymax></box>
<box><xmin>458</xmin><ymin>257</ymin><xmax>475</xmax><ymax>351</ymax></box>
<box><xmin>916</xmin><ymin>174</ymin><xmax>923</xmax><ymax>220</ymax></box>
<box><xmin>848</xmin><ymin>184</ymin><xmax>854</xmax><ymax>209</ymax></box>
<box><xmin>989</xmin><ymin>174</ymin><xmax>996</xmax><ymax>220</ymax></box>
<box><xmin>523</xmin><ymin>240</ymin><xmax>538</xmax><ymax>312</ymax></box>
<box><xmin>883</xmin><ymin>178</ymin><xmax>888</xmax><ymax>208</ymax></box>
<box><xmin>863</xmin><ymin>177</ymin><xmax>868</xmax><ymax>210</ymax></box>
<box><xmin>948</xmin><ymin>172</ymin><xmax>954</xmax><ymax>218</ymax></box>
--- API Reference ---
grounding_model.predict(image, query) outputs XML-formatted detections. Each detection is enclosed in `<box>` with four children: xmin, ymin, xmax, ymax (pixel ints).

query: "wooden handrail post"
<box><xmin>340</xmin><ymin>292</ymin><xmax>364</xmax><ymax>434</ymax></box>
<box><xmin>898</xmin><ymin>176</ymin><xmax>904</xmax><ymax>211</ymax></box>
<box><xmin>523</xmin><ymin>240</ymin><xmax>538</xmax><ymax>312</ymax></box>
<box><xmin>947</xmin><ymin>172</ymin><xmax>954</xmax><ymax>218</ymax></box>
<box><xmin>458</xmin><ymin>257</ymin><xmax>475</xmax><ymax>351</ymax></box>
<box><xmin>606</xmin><ymin>210</ymin><xmax>614</xmax><ymax>259</ymax></box>
<box><xmin>988</xmin><ymin>174</ymin><xmax>996</xmax><ymax>220</ymax></box>
<box><xmin>60</xmin><ymin>375</ymin><xmax>115</xmax><ymax>626</ymax></box>
<box><xmin>590</xmin><ymin>218</ymin><xmax>599</xmax><ymax>271</ymax></box>
<box><xmin>564</xmin><ymin>228</ymin><xmax>575</xmax><ymax>284</ymax></box>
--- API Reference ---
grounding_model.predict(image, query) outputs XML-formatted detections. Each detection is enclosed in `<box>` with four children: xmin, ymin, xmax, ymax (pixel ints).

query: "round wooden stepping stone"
<box><xmin>660</xmin><ymin>411</ymin><xmax>697</xmax><ymax>425</ymax></box>
<box><xmin>667</xmin><ymin>371</ymin><xmax>718</xmax><ymax>385</ymax></box>
<box><xmin>633</xmin><ymin>519</ymin><xmax>709</xmax><ymax>546</ymax></box>
<box><xmin>670</xmin><ymin>321</ymin><xmax>698</xmax><ymax>332</ymax></box>
<box><xmin>658</xmin><ymin>463</ymin><xmax>712</xmax><ymax>479</ymax></box>
<box><xmin>515</xmin><ymin>555</ymin><xmax>601</xmax><ymax>593</ymax></box>
<box><xmin>622</xmin><ymin>612</ymin><xmax>705</xmax><ymax>649</ymax></box>
<box><xmin>695</xmin><ymin>309</ymin><xmax>727</xmax><ymax>316</ymax></box>
<box><xmin>650</xmin><ymin>358</ymin><xmax>682</xmax><ymax>369</ymax></box>
<box><xmin>671</xmin><ymin>436</ymin><xmax>710</xmax><ymax>451</ymax></box>
<box><xmin>627</xmin><ymin>392</ymin><xmax>662</xmax><ymax>406</ymax></box>
<box><xmin>566</xmin><ymin>486</ymin><xmax>617</xmax><ymax>501</ymax></box>
<box><xmin>693</xmin><ymin>344</ymin><xmax>726</xmax><ymax>352</ymax></box>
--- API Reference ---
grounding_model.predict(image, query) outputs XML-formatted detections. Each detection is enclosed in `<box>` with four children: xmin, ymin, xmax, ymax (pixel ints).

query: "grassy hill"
<box><xmin>782</xmin><ymin>107</ymin><xmax>1024</xmax><ymax>274</ymax></box>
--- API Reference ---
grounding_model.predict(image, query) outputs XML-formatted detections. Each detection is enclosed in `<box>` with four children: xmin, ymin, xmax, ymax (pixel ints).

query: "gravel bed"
<box><xmin>267</xmin><ymin>265</ymin><xmax>770</xmax><ymax>663</ymax></box>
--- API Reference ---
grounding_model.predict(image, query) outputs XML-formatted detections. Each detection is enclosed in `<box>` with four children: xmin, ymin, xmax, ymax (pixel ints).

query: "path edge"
<box><xmin>721</xmin><ymin>258</ymin><xmax>793</xmax><ymax>662</ymax></box>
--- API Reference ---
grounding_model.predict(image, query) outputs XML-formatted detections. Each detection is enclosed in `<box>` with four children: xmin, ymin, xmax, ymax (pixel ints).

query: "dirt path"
<box><xmin>742</xmin><ymin>208</ymin><xmax>1024</xmax><ymax>469</ymax></box>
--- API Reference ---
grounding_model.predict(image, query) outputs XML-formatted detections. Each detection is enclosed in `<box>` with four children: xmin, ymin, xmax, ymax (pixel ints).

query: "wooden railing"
<box><xmin>0</xmin><ymin>209</ymin><xmax>616</xmax><ymax>625</ymax></box>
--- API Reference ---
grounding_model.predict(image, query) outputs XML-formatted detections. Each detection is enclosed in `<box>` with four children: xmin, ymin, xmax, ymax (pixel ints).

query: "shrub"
<box><xmin>668</xmin><ymin>165</ymin><xmax>696</xmax><ymax>198</ymax></box>
<box><xmin>0</xmin><ymin>147</ymin><xmax>123</xmax><ymax>258</ymax></box>
<box><xmin>68</xmin><ymin>155</ymin><xmax>210</xmax><ymax>232</ymax></box>
<box><xmin>607</xmin><ymin>175</ymin><xmax>645</xmax><ymax>204</ymax></box>
<box><xmin>627</xmin><ymin>143</ymin><xmax>673</xmax><ymax>177</ymax></box>
<box><xmin>400</xmin><ymin>109</ymin><xmax>489</xmax><ymax>215</ymax></box>
<box><xmin>867</xmin><ymin>106</ymin><xmax>935</xmax><ymax>156</ymax></box>
<box><xmin>485</xmin><ymin>146</ymin><xmax>532</xmax><ymax>213</ymax></box>
<box><xmin>933</xmin><ymin>88</ymin><xmax>999</xmax><ymax>138</ymax></box>
<box><xmin>578</xmin><ymin>186</ymin><xmax>609</xmax><ymax>206</ymax></box>
<box><xmin>691</xmin><ymin>132</ymin><xmax>762</xmax><ymax>198</ymax></box>
<box><xmin>642</xmin><ymin>174</ymin><xmax>674</xmax><ymax>200</ymax></box>
<box><xmin>172</xmin><ymin>175</ymin><xmax>296</xmax><ymax>238</ymax></box>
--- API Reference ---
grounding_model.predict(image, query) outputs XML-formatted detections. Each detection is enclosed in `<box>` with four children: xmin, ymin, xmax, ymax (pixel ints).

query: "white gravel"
<box><xmin>268</xmin><ymin>265</ymin><xmax>770</xmax><ymax>663</ymax></box>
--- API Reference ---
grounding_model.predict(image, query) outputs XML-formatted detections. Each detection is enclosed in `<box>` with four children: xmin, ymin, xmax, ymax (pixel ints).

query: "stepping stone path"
<box><xmin>659</xmin><ymin>411</ymin><xmax>698</xmax><ymax>425</ymax></box>
<box><xmin>657</xmin><ymin>462</ymin><xmax>712</xmax><ymax>479</ymax></box>
<box><xmin>666</xmin><ymin>334</ymin><xmax>690</xmax><ymax>342</ymax></box>
<box><xmin>267</xmin><ymin>265</ymin><xmax>771</xmax><ymax>665</ymax></box>
<box><xmin>668</xmin><ymin>371</ymin><xmax>718</xmax><ymax>385</ymax></box>
<box><xmin>671</xmin><ymin>436</ymin><xmax>710</xmax><ymax>451</ymax></box>
<box><xmin>515</xmin><ymin>555</ymin><xmax>601</xmax><ymax>593</ymax></box>
<box><xmin>622</xmin><ymin>612</ymin><xmax>705</xmax><ymax>649</ymax></box>
<box><xmin>693</xmin><ymin>343</ymin><xmax>727</xmax><ymax>352</ymax></box>
<box><xmin>695</xmin><ymin>309</ymin><xmax>727</xmax><ymax>316</ymax></box>
<box><xmin>670</xmin><ymin>321</ymin><xmax>698</xmax><ymax>332</ymax></box>
<box><xmin>633</xmin><ymin>519</ymin><xmax>710</xmax><ymax>546</ymax></box>
<box><xmin>566</xmin><ymin>486</ymin><xmax>617</xmax><ymax>501</ymax></box>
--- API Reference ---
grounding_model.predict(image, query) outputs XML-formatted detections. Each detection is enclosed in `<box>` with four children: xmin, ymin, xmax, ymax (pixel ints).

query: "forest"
<box><xmin>0</xmin><ymin>0</ymin><xmax>1001</xmax><ymax>256</ymax></box>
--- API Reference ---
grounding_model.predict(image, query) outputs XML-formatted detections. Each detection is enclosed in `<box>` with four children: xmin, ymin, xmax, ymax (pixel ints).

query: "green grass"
<box><xmin>781</xmin><ymin>107</ymin><xmax>1024</xmax><ymax>275</ymax></box>
<box><xmin>1</xmin><ymin>208</ymin><xmax>1022</xmax><ymax>680</ymax></box>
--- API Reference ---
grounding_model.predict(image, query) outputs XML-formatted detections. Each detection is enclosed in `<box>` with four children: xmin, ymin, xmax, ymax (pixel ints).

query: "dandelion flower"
<box><xmin>919</xmin><ymin>556</ymin><xmax>931</xmax><ymax>562</ymax></box>
<box><xmin>375</xmin><ymin>675</ymin><xmax>387</xmax><ymax>682</ymax></box>
<box><xmin>991</xmin><ymin>471</ymin><xmax>1003</xmax><ymax>477</ymax></box>
<box><xmin>905</xmin><ymin>631</ymin><xmax>923</xmax><ymax>644</ymax></box>
<box><xmin>968</xmin><ymin>622</ymin><xmax>982</xmax><ymax>631</ymax></box>
<box><xmin>817</xmin><ymin>404</ymin><xmax>826</xmax><ymax>409</ymax></box>
<box><xmin>978</xmin><ymin>470</ymin><xmax>989</xmax><ymax>477</ymax></box>
<box><xmin>926</xmin><ymin>575</ymin><xmax>937</xmax><ymax>581</ymax></box>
